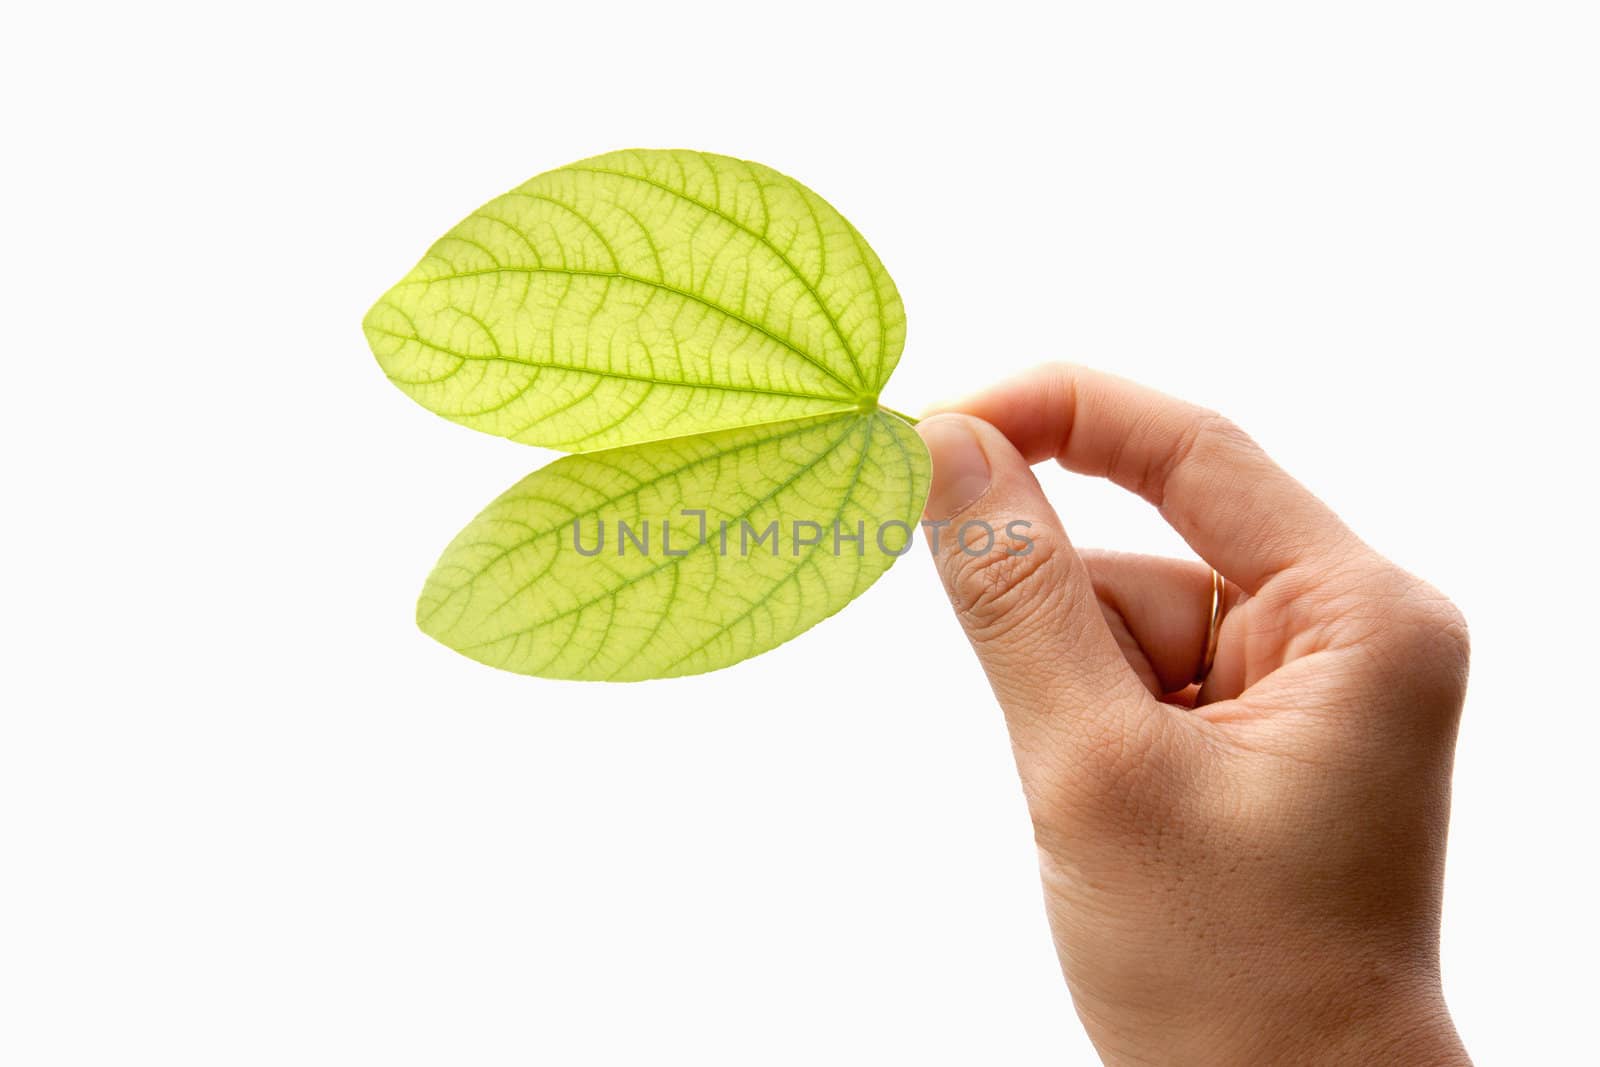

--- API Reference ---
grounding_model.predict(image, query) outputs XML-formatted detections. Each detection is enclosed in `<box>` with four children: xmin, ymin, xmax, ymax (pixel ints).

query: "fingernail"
<box><xmin>916</xmin><ymin>415</ymin><xmax>991</xmax><ymax>521</ymax></box>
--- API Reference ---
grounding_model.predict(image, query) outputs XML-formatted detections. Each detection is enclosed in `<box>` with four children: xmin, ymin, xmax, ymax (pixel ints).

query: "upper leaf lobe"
<box><xmin>365</xmin><ymin>149</ymin><xmax>905</xmax><ymax>452</ymax></box>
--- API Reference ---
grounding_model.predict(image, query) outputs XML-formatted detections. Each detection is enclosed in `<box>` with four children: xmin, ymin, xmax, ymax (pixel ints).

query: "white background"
<box><xmin>4</xmin><ymin>2</ymin><xmax>1596</xmax><ymax>1063</ymax></box>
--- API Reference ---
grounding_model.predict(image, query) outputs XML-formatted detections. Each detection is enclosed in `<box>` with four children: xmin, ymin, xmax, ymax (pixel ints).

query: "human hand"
<box><xmin>914</xmin><ymin>365</ymin><xmax>1471</xmax><ymax>1066</ymax></box>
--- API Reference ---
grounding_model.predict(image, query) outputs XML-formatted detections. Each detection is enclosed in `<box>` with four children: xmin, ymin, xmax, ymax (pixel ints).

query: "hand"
<box><xmin>915</xmin><ymin>365</ymin><xmax>1472</xmax><ymax>1066</ymax></box>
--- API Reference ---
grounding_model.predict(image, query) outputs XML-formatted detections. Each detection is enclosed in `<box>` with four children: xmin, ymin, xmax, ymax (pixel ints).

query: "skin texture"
<box><xmin>915</xmin><ymin>365</ymin><xmax>1471</xmax><ymax>1066</ymax></box>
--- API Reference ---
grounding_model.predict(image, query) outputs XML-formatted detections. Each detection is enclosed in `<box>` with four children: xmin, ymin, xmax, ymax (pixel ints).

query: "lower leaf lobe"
<box><xmin>417</xmin><ymin>411</ymin><xmax>930</xmax><ymax>680</ymax></box>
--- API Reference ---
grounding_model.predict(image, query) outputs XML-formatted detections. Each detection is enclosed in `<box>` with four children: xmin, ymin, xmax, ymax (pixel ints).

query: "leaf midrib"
<box><xmin>425</xmin><ymin>411</ymin><xmax>864</xmax><ymax>606</ymax></box>
<box><xmin>370</xmin><ymin>322</ymin><xmax>861</xmax><ymax>408</ymax></box>
<box><xmin>400</xmin><ymin>264</ymin><xmax>864</xmax><ymax>401</ymax></box>
<box><xmin>465</xmin><ymin>413</ymin><xmax>872</xmax><ymax>647</ymax></box>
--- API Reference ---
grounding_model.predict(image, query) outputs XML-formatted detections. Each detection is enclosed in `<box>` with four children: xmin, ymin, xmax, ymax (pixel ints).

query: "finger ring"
<box><xmin>1197</xmin><ymin>568</ymin><xmax>1225</xmax><ymax>686</ymax></box>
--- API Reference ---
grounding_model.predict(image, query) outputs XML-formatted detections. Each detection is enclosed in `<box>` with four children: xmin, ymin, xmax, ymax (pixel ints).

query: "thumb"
<box><xmin>914</xmin><ymin>413</ymin><xmax>1158</xmax><ymax>771</ymax></box>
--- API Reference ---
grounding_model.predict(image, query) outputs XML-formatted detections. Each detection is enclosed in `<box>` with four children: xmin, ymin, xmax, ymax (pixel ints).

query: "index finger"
<box><xmin>926</xmin><ymin>363</ymin><xmax>1357</xmax><ymax>592</ymax></box>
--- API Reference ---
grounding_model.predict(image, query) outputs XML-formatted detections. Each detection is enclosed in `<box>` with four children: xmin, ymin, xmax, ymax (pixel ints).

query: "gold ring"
<box><xmin>1197</xmin><ymin>568</ymin><xmax>1225</xmax><ymax>686</ymax></box>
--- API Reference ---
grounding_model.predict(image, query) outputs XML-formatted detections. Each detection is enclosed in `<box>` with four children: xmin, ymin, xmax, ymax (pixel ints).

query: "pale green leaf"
<box><xmin>364</xmin><ymin>149</ymin><xmax>905</xmax><ymax>451</ymax></box>
<box><xmin>417</xmin><ymin>410</ymin><xmax>929</xmax><ymax>680</ymax></box>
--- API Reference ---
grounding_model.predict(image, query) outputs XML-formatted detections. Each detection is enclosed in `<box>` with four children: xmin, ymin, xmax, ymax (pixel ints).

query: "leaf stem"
<box><xmin>878</xmin><ymin>405</ymin><xmax>920</xmax><ymax>426</ymax></box>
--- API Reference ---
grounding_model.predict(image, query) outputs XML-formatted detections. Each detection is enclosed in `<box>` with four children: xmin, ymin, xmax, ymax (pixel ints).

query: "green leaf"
<box><xmin>364</xmin><ymin>149</ymin><xmax>905</xmax><ymax>452</ymax></box>
<box><xmin>367</xmin><ymin>148</ymin><xmax>929</xmax><ymax>680</ymax></box>
<box><xmin>417</xmin><ymin>410</ymin><xmax>929</xmax><ymax>681</ymax></box>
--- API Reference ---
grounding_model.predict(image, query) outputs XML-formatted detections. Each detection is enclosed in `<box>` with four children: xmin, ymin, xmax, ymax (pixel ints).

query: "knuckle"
<box><xmin>1373</xmin><ymin>566</ymin><xmax>1468</xmax><ymax>644</ymax></box>
<box><xmin>1397</xmin><ymin>576</ymin><xmax>1472</xmax><ymax>663</ymax></box>
<box><xmin>940</xmin><ymin>521</ymin><xmax>1069</xmax><ymax>640</ymax></box>
<box><xmin>1351</xmin><ymin>565</ymin><xmax>1472</xmax><ymax>711</ymax></box>
<box><xmin>1140</xmin><ymin>409</ymin><xmax>1257</xmax><ymax>505</ymax></box>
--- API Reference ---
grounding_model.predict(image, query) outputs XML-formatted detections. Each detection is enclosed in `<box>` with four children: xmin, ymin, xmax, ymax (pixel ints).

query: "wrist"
<box><xmin>1081</xmin><ymin>976</ymin><xmax>1469</xmax><ymax>1066</ymax></box>
<box><xmin>1248</xmin><ymin>991</ymin><xmax>1468</xmax><ymax>1067</ymax></box>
